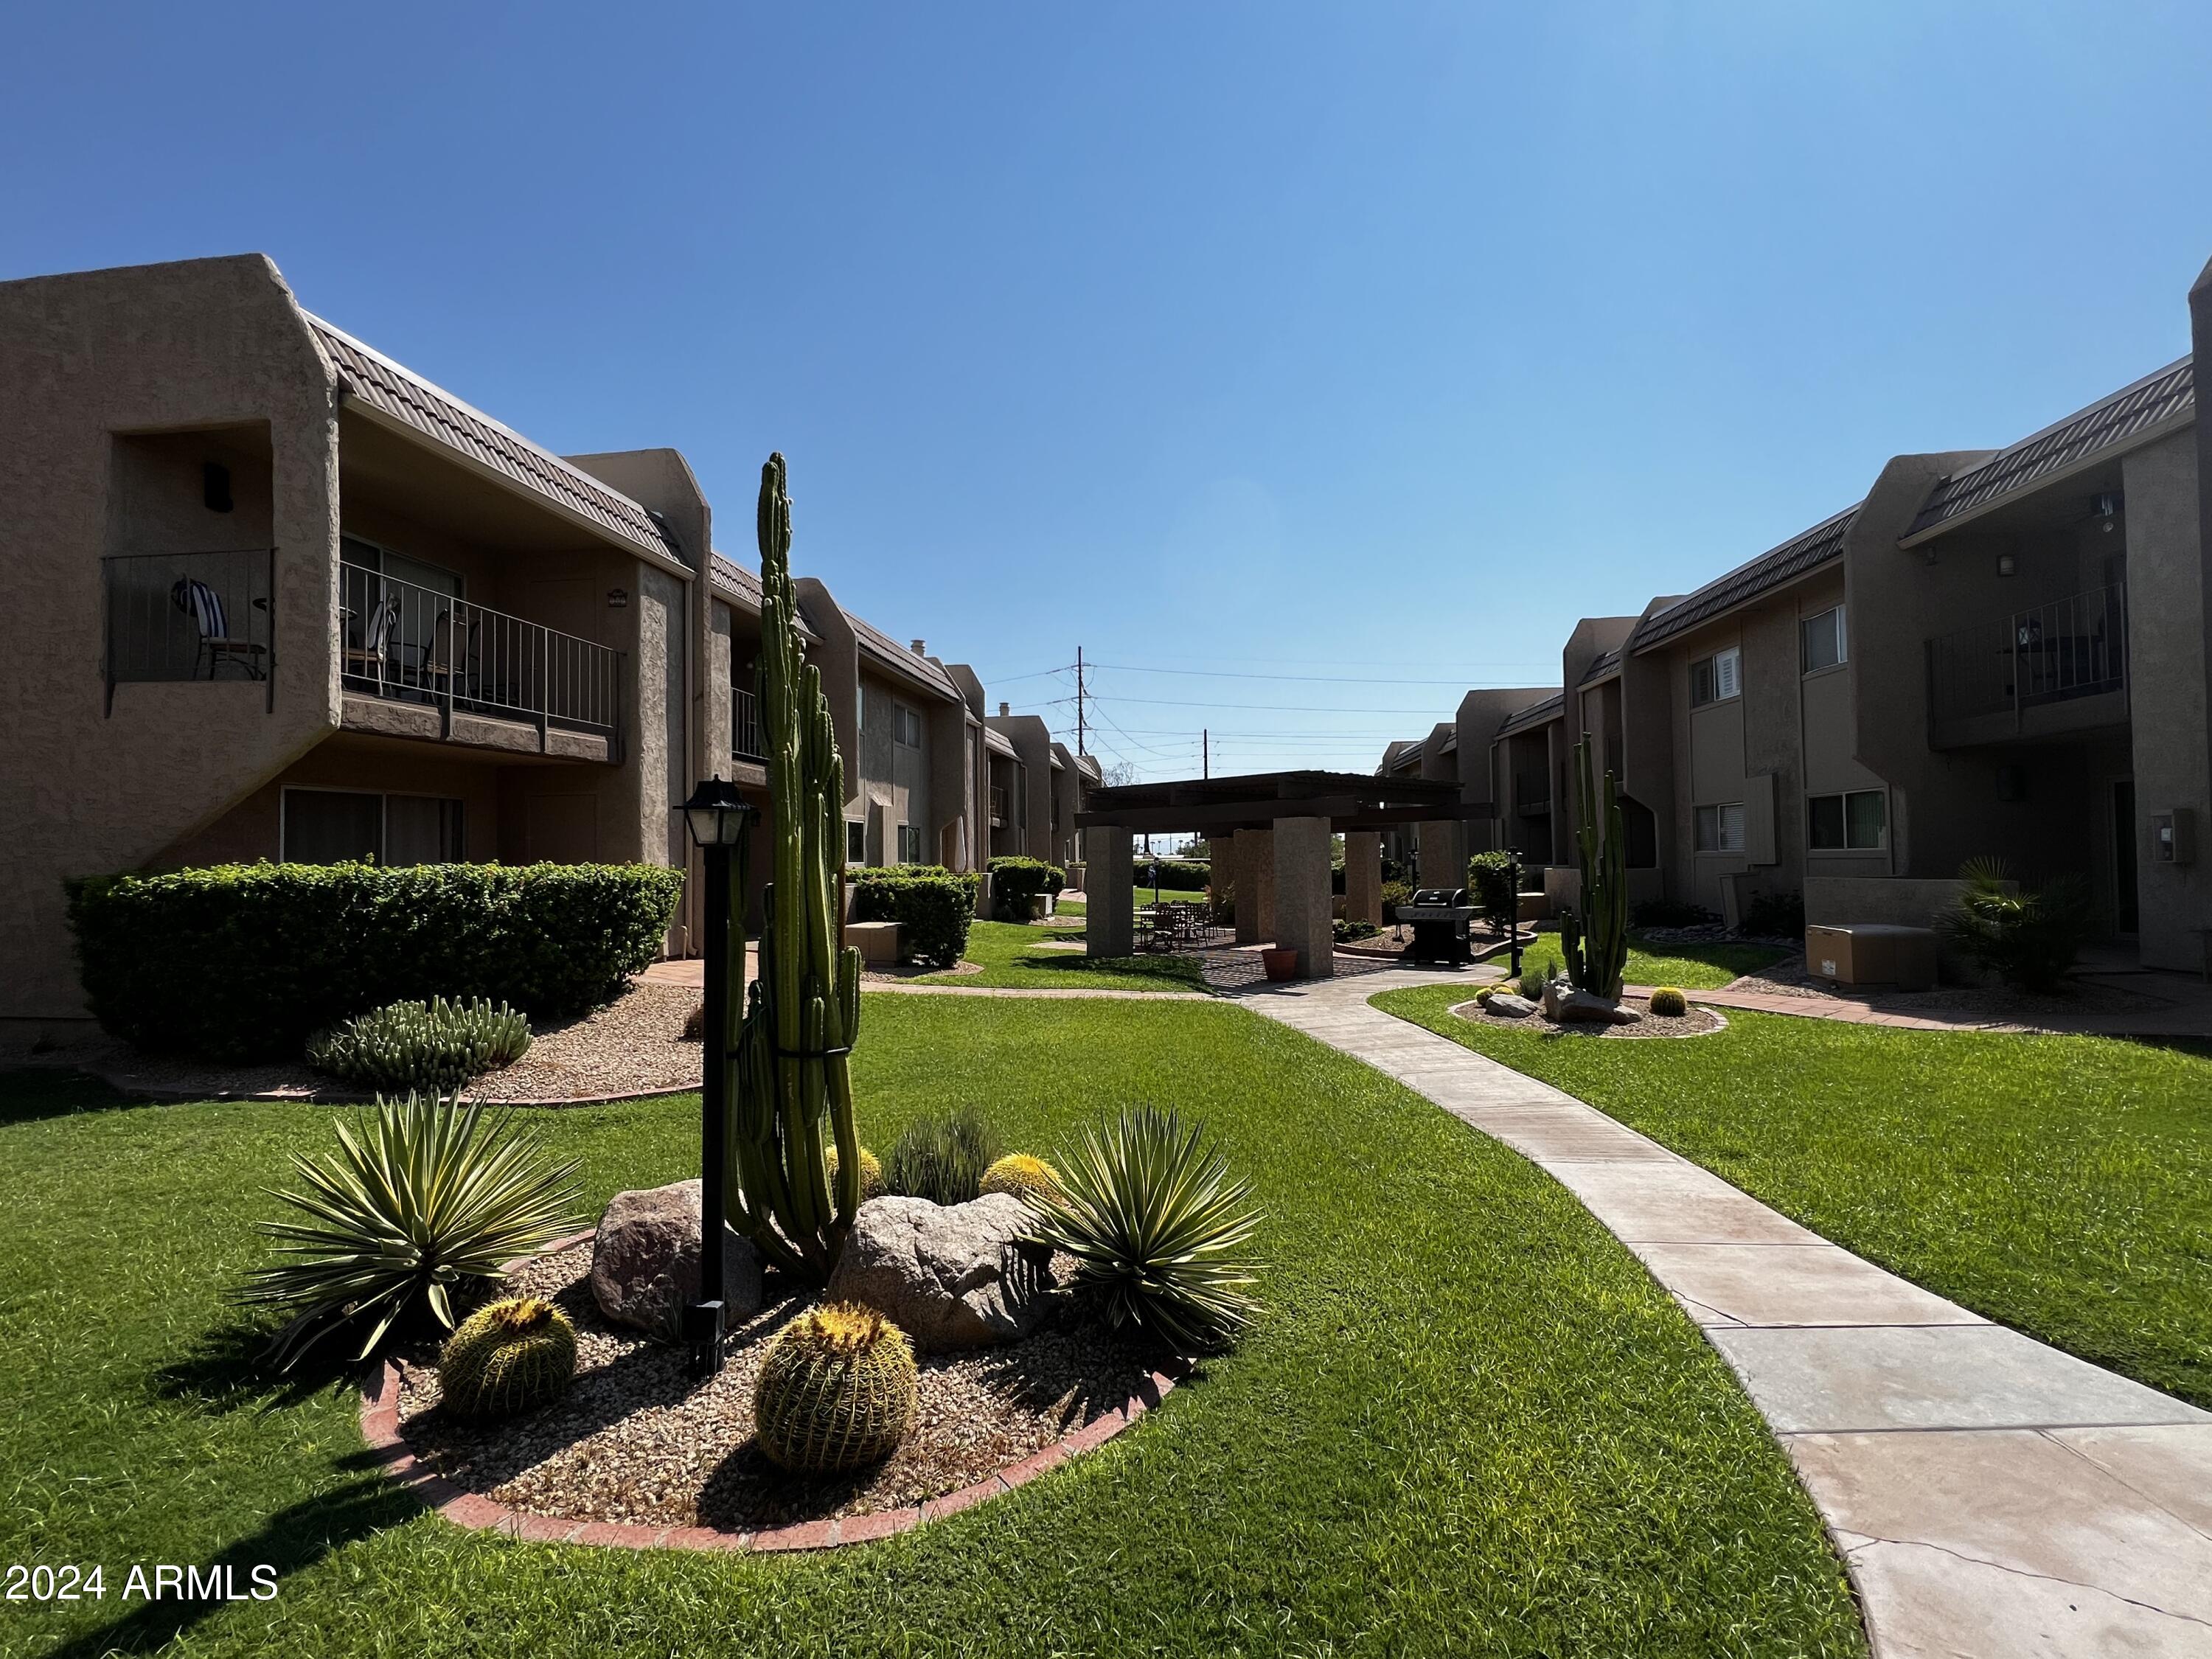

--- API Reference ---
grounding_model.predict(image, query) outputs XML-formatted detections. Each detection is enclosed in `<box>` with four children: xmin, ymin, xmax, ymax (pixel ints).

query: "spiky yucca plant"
<box><xmin>1026</xmin><ymin>1105</ymin><xmax>1263</xmax><ymax>1352</ymax></box>
<box><xmin>307</xmin><ymin>996</ymin><xmax>532</xmax><ymax>1093</ymax></box>
<box><xmin>753</xmin><ymin>1303</ymin><xmax>917</xmax><ymax>1475</ymax></box>
<box><xmin>979</xmin><ymin>1153</ymin><xmax>1064</xmax><ymax>1205</ymax></box>
<box><xmin>825</xmin><ymin>1144</ymin><xmax>884</xmax><ymax>1203</ymax></box>
<box><xmin>437</xmin><ymin>1296</ymin><xmax>577</xmax><ymax>1418</ymax></box>
<box><xmin>241</xmin><ymin>1093</ymin><xmax>585</xmax><ymax>1367</ymax></box>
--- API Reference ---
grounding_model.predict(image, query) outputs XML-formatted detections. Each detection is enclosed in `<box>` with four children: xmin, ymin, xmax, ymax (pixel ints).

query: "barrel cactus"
<box><xmin>1648</xmin><ymin>986</ymin><xmax>1688</xmax><ymax>1018</ymax></box>
<box><xmin>825</xmin><ymin>1144</ymin><xmax>884</xmax><ymax>1203</ymax></box>
<box><xmin>437</xmin><ymin>1296</ymin><xmax>577</xmax><ymax>1419</ymax></box>
<box><xmin>980</xmin><ymin>1153</ymin><xmax>1064</xmax><ymax>1205</ymax></box>
<box><xmin>753</xmin><ymin>1303</ymin><xmax>917</xmax><ymax>1475</ymax></box>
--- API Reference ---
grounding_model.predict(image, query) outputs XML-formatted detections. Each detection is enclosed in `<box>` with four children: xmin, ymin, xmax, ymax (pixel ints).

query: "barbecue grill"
<box><xmin>1397</xmin><ymin>886</ymin><xmax>1477</xmax><ymax>965</ymax></box>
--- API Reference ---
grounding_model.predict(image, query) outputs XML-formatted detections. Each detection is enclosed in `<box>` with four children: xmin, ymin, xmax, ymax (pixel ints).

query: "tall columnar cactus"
<box><xmin>1559</xmin><ymin>731</ymin><xmax>1630</xmax><ymax>1000</ymax></box>
<box><xmin>724</xmin><ymin>454</ymin><xmax>865</xmax><ymax>1284</ymax></box>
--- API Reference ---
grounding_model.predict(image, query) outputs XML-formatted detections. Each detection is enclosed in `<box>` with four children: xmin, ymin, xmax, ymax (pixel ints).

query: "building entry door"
<box><xmin>2112</xmin><ymin>779</ymin><xmax>2138</xmax><ymax>935</ymax></box>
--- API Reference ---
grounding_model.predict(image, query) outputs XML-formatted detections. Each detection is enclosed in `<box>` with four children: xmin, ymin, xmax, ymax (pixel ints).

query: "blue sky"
<box><xmin>7</xmin><ymin>2</ymin><xmax>2208</xmax><ymax>779</ymax></box>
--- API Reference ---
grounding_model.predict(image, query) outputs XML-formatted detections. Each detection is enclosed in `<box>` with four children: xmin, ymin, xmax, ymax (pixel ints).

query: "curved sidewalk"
<box><xmin>1246</xmin><ymin>967</ymin><xmax>2212</xmax><ymax>1658</ymax></box>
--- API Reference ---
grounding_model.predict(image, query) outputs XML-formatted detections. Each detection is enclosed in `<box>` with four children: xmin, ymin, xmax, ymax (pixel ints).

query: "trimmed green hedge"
<box><xmin>1131</xmin><ymin>856</ymin><xmax>1211</xmax><ymax>891</ymax></box>
<box><xmin>1468</xmin><ymin>850</ymin><xmax>1519</xmax><ymax>922</ymax></box>
<box><xmin>66</xmin><ymin>861</ymin><xmax>686</xmax><ymax>1060</ymax></box>
<box><xmin>987</xmin><ymin>857</ymin><xmax>1063</xmax><ymax>919</ymax></box>
<box><xmin>849</xmin><ymin>867</ymin><xmax>977</xmax><ymax>968</ymax></box>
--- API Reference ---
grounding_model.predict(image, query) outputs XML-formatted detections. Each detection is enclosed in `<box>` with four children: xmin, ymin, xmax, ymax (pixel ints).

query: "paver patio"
<box><xmin>1247</xmin><ymin>965</ymin><xmax>2212</xmax><ymax>1659</ymax></box>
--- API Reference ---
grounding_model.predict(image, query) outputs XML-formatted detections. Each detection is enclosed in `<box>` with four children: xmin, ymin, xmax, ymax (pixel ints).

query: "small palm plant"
<box><xmin>1025</xmin><ymin>1105</ymin><xmax>1264</xmax><ymax>1352</ymax></box>
<box><xmin>241</xmin><ymin>1093</ymin><xmax>585</xmax><ymax>1367</ymax></box>
<box><xmin>1941</xmin><ymin>857</ymin><xmax>2093</xmax><ymax>992</ymax></box>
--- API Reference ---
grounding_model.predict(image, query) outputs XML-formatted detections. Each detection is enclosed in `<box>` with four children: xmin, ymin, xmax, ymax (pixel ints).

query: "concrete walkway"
<box><xmin>1245</xmin><ymin>967</ymin><xmax>2212</xmax><ymax>1658</ymax></box>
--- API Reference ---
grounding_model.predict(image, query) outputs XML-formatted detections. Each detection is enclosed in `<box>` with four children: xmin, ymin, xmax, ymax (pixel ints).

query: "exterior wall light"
<box><xmin>608</xmin><ymin>587</ymin><xmax>630</xmax><ymax>608</ymax></box>
<box><xmin>2093</xmin><ymin>492</ymin><xmax>2122</xmax><ymax>532</ymax></box>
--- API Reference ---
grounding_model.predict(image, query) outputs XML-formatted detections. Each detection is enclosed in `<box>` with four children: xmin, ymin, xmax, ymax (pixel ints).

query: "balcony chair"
<box><xmin>170</xmin><ymin>577</ymin><xmax>268</xmax><ymax>681</ymax></box>
<box><xmin>343</xmin><ymin>596</ymin><xmax>397</xmax><ymax>694</ymax></box>
<box><xmin>410</xmin><ymin>608</ymin><xmax>480</xmax><ymax>706</ymax></box>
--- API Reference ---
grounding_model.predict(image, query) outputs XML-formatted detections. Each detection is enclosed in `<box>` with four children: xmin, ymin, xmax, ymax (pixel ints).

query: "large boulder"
<box><xmin>1484</xmin><ymin>992</ymin><xmax>1539</xmax><ymax>1018</ymax></box>
<box><xmin>1543</xmin><ymin>983</ymin><xmax>1641</xmax><ymax>1024</ymax></box>
<box><xmin>825</xmin><ymin>1194</ymin><xmax>1057</xmax><ymax>1351</ymax></box>
<box><xmin>590</xmin><ymin>1178</ymin><xmax>762</xmax><ymax>1337</ymax></box>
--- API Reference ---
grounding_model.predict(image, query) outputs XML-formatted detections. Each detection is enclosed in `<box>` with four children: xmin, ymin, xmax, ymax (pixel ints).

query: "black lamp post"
<box><xmin>677</xmin><ymin>775</ymin><xmax>755</xmax><ymax>1378</ymax></box>
<box><xmin>1506</xmin><ymin>846</ymin><xmax>1525</xmax><ymax>980</ymax></box>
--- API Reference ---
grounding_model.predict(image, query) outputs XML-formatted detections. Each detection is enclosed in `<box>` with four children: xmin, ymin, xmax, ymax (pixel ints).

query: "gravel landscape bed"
<box><xmin>395</xmin><ymin>1243</ymin><xmax>1158</xmax><ymax>1531</ymax></box>
<box><xmin>1449</xmin><ymin>995</ymin><xmax>1728</xmax><ymax>1039</ymax></box>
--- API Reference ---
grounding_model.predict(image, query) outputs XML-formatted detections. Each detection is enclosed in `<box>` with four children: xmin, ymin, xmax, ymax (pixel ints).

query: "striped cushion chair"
<box><xmin>170</xmin><ymin>577</ymin><xmax>269</xmax><ymax>681</ymax></box>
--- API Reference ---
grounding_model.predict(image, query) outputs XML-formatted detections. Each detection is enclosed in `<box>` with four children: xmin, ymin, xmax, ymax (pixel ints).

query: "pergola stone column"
<box><xmin>1273</xmin><ymin>815</ymin><xmax>1334</xmax><ymax>977</ymax></box>
<box><xmin>1343</xmin><ymin>830</ymin><xmax>1383</xmax><ymax>926</ymax></box>
<box><xmin>1206</xmin><ymin>834</ymin><xmax>1234</xmax><ymax>914</ymax></box>
<box><xmin>1083</xmin><ymin>826</ymin><xmax>1133</xmax><ymax>957</ymax></box>
<box><xmin>1234</xmin><ymin>827</ymin><xmax>1274</xmax><ymax>944</ymax></box>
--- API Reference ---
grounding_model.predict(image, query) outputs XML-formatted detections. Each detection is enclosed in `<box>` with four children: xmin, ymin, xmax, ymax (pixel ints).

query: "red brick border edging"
<box><xmin>356</xmin><ymin>1253</ymin><xmax>1186</xmax><ymax>1552</ymax></box>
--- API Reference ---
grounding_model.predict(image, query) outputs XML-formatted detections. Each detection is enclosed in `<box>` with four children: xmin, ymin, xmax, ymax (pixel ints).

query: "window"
<box><xmin>1801</xmin><ymin>606</ymin><xmax>1847</xmax><ymax>673</ymax></box>
<box><xmin>282</xmin><ymin>788</ymin><xmax>463</xmax><ymax>866</ymax></box>
<box><xmin>897</xmin><ymin>824</ymin><xmax>924</xmax><ymax>863</ymax></box>
<box><xmin>894</xmin><ymin>704</ymin><xmax>924</xmax><ymax>748</ymax></box>
<box><xmin>846</xmin><ymin>819</ymin><xmax>866</xmax><ymax>864</ymax></box>
<box><xmin>1694</xmin><ymin>802</ymin><xmax>1746</xmax><ymax>854</ymax></box>
<box><xmin>1809</xmin><ymin>790</ymin><xmax>1885</xmax><ymax>850</ymax></box>
<box><xmin>1690</xmin><ymin>646</ymin><xmax>1742</xmax><ymax>706</ymax></box>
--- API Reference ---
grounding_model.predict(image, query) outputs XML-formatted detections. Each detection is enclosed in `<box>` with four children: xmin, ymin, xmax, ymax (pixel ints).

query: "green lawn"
<box><xmin>913</xmin><ymin>919</ymin><xmax>1208</xmax><ymax>992</ymax></box>
<box><xmin>2</xmin><ymin>996</ymin><xmax>1863</xmax><ymax>1658</ymax></box>
<box><xmin>1371</xmin><ymin>989</ymin><xmax>2212</xmax><ymax>1410</ymax></box>
<box><xmin>1506</xmin><ymin>929</ymin><xmax>1787</xmax><ymax>990</ymax></box>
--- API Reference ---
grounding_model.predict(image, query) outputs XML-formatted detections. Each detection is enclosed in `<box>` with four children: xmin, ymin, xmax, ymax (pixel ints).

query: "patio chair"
<box><xmin>343</xmin><ymin>596</ymin><xmax>397</xmax><ymax>693</ymax></box>
<box><xmin>411</xmin><ymin>608</ymin><xmax>479</xmax><ymax>703</ymax></box>
<box><xmin>170</xmin><ymin>577</ymin><xmax>269</xmax><ymax>681</ymax></box>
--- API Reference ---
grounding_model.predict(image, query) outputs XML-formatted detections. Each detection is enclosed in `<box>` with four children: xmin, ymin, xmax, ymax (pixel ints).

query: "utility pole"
<box><xmin>1202</xmin><ymin>728</ymin><xmax>1208</xmax><ymax>779</ymax></box>
<box><xmin>1075</xmin><ymin>645</ymin><xmax>1085</xmax><ymax>757</ymax></box>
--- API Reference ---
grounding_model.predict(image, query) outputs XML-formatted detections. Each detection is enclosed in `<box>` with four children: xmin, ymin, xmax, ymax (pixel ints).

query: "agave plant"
<box><xmin>240</xmin><ymin>1092</ymin><xmax>585</xmax><ymax>1368</ymax></box>
<box><xmin>1026</xmin><ymin>1105</ymin><xmax>1264</xmax><ymax>1352</ymax></box>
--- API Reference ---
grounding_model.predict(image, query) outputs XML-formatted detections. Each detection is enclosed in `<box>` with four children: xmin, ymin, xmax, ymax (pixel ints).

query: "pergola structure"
<box><xmin>1075</xmin><ymin>770</ymin><xmax>1487</xmax><ymax>978</ymax></box>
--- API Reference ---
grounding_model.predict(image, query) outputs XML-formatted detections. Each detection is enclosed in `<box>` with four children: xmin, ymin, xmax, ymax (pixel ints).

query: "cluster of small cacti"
<box><xmin>306</xmin><ymin>996</ymin><xmax>532</xmax><ymax>1093</ymax></box>
<box><xmin>1648</xmin><ymin>987</ymin><xmax>1688</xmax><ymax>1018</ymax></box>
<box><xmin>752</xmin><ymin>1302</ymin><xmax>917</xmax><ymax>1475</ymax></box>
<box><xmin>437</xmin><ymin>1296</ymin><xmax>577</xmax><ymax>1418</ymax></box>
<box><xmin>979</xmin><ymin>1152</ymin><xmax>1064</xmax><ymax>1205</ymax></box>
<box><xmin>825</xmin><ymin>1143</ymin><xmax>884</xmax><ymax>1202</ymax></box>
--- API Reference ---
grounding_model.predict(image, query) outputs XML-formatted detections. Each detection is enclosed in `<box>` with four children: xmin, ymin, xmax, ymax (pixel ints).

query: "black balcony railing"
<box><xmin>1927</xmin><ymin>582</ymin><xmax>2128</xmax><ymax>737</ymax></box>
<box><xmin>103</xmin><ymin>546</ymin><xmax>276</xmax><ymax>714</ymax></box>
<box><xmin>339</xmin><ymin>560</ymin><xmax>622</xmax><ymax>747</ymax></box>
<box><xmin>732</xmin><ymin>685</ymin><xmax>764</xmax><ymax>761</ymax></box>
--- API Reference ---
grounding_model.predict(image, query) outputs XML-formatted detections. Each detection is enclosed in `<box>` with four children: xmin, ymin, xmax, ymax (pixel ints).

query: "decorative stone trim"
<box><xmin>356</xmin><ymin>1234</ymin><xmax>1185</xmax><ymax>1552</ymax></box>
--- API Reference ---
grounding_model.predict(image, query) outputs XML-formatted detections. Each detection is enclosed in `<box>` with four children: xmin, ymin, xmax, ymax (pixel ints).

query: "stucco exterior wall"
<box><xmin>2124</xmin><ymin>431</ymin><xmax>2211</xmax><ymax>969</ymax></box>
<box><xmin>0</xmin><ymin>254</ymin><xmax>341</xmax><ymax>1026</ymax></box>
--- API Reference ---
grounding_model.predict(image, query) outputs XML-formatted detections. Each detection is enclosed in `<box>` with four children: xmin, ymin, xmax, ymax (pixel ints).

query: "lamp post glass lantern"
<box><xmin>677</xmin><ymin>776</ymin><xmax>756</xmax><ymax>1377</ymax></box>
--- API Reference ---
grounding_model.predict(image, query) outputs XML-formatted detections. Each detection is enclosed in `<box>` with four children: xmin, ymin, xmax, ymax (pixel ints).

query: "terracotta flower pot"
<box><xmin>1261</xmin><ymin>946</ymin><xmax>1300</xmax><ymax>981</ymax></box>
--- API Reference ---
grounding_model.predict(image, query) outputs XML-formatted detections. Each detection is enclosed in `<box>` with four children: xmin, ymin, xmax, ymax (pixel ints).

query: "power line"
<box><xmin>1088</xmin><ymin>662</ymin><xmax>1547</xmax><ymax>686</ymax></box>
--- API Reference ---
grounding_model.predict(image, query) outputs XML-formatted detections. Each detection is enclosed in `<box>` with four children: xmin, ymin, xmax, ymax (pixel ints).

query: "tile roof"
<box><xmin>984</xmin><ymin>727</ymin><xmax>1019</xmax><ymax>759</ymax></box>
<box><xmin>1495</xmin><ymin>691</ymin><xmax>1564</xmax><ymax>737</ymax></box>
<box><xmin>307</xmin><ymin>313</ymin><xmax>681</xmax><ymax>564</ymax></box>
<box><xmin>1629</xmin><ymin>504</ymin><xmax>1860</xmax><ymax>654</ymax></box>
<box><xmin>1579</xmin><ymin>648</ymin><xmax>1621</xmax><ymax>684</ymax></box>
<box><xmin>847</xmin><ymin>611</ymin><xmax>960</xmax><ymax>701</ymax></box>
<box><xmin>1902</xmin><ymin>355</ymin><xmax>2194</xmax><ymax>542</ymax></box>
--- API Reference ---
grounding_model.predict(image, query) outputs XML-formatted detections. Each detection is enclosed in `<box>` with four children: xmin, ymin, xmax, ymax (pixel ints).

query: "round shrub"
<box><xmin>753</xmin><ymin>1303</ymin><xmax>917</xmax><ymax>1475</ymax></box>
<box><xmin>849</xmin><ymin>869</ymin><xmax>976</xmax><ymax>968</ymax></box>
<box><xmin>1648</xmin><ymin>986</ymin><xmax>1688</xmax><ymax>1018</ymax></box>
<box><xmin>307</xmin><ymin>996</ymin><xmax>532</xmax><ymax>1093</ymax></box>
<box><xmin>987</xmin><ymin>857</ymin><xmax>1060</xmax><ymax>920</ymax></box>
<box><xmin>979</xmin><ymin>1152</ymin><xmax>1064</xmax><ymax>1205</ymax></box>
<box><xmin>826</xmin><ymin>1143</ymin><xmax>884</xmax><ymax>1203</ymax></box>
<box><xmin>438</xmin><ymin>1296</ymin><xmax>577</xmax><ymax>1419</ymax></box>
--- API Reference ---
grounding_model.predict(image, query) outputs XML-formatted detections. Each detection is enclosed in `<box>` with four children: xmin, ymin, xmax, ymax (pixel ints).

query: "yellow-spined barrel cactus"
<box><xmin>437</xmin><ymin>1296</ymin><xmax>577</xmax><ymax>1418</ymax></box>
<box><xmin>980</xmin><ymin>1152</ymin><xmax>1064</xmax><ymax>1205</ymax></box>
<box><xmin>753</xmin><ymin>1303</ymin><xmax>916</xmax><ymax>1475</ymax></box>
<box><xmin>825</xmin><ymin>1144</ymin><xmax>883</xmax><ymax>1203</ymax></box>
<box><xmin>1648</xmin><ymin>987</ymin><xmax>1688</xmax><ymax>1018</ymax></box>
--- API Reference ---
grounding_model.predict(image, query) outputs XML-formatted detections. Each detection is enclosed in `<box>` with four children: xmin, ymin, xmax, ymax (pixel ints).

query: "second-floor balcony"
<box><xmin>1926</xmin><ymin>581</ymin><xmax>2129</xmax><ymax>749</ymax></box>
<box><xmin>339</xmin><ymin>560</ymin><xmax>624</xmax><ymax>761</ymax></box>
<box><xmin>990</xmin><ymin>785</ymin><xmax>1008</xmax><ymax>827</ymax></box>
